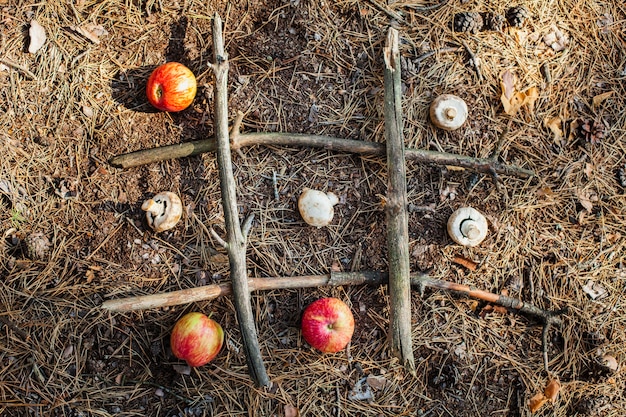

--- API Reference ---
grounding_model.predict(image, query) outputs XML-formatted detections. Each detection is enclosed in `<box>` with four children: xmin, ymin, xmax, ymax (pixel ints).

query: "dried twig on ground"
<box><xmin>210</xmin><ymin>13</ymin><xmax>269</xmax><ymax>388</ymax></box>
<box><xmin>102</xmin><ymin>271</ymin><xmax>563</xmax><ymax>327</ymax></box>
<box><xmin>108</xmin><ymin>132</ymin><xmax>535</xmax><ymax>178</ymax></box>
<box><xmin>383</xmin><ymin>26</ymin><xmax>415</xmax><ymax>374</ymax></box>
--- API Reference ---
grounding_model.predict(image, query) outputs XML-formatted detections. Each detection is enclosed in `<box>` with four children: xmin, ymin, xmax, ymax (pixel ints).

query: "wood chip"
<box><xmin>452</xmin><ymin>255</ymin><xmax>477</xmax><ymax>271</ymax></box>
<box><xmin>28</xmin><ymin>19</ymin><xmax>46</xmax><ymax>53</ymax></box>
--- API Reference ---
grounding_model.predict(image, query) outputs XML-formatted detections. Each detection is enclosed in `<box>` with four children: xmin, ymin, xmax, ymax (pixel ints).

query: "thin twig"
<box><xmin>0</xmin><ymin>57</ymin><xmax>38</xmax><ymax>80</ymax></box>
<box><xmin>461</xmin><ymin>40</ymin><xmax>483</xmax><ymax>82</ymax></box>
<box><xmin>405</xmin><ymin>0</ymin><xmax>449</xmax><ymax>12</ymax></box>
<box><xmin>0</xmin><ymin>315</ymin><xmax>29</xmax><ymax>341</ymax></box>
<box><xmin>383</xmin><ymin>26</ymin><xmax>415</xmax><ymax>374</ymax></box>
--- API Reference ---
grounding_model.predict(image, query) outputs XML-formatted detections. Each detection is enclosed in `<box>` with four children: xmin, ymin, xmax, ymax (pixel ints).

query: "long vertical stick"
<box><xmin>383</xmin><ymin>27</ymin><xmax>415</xmax><ymax>373</ymax></box>
<box><xmin>211</xmin><ymin>13</ymin><xmax>269</xmax><ymax>387</ymax></box>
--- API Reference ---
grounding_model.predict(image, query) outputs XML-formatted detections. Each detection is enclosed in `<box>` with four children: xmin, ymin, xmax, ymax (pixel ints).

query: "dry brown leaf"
<box><xmin>537</xmin><ymin>187</ymin><xmax>554</xmax><ymax>198</ymax></box>
<box><xmin>366</xmin><ymin>374</ymin><xmax>387</xmax><ymax>391</ymax></box>
<box><xmin>544</xmin><ymin>378</ymin><xmax>561</xmax><ymax>402</ymax></box>
<box><xmin>576</xmin><ymin>189</ymin><xmax>594</xmax><ymax>213</ymax></box>
<box><xmin>529</xmin><ymin>392</ymin><xmax>548</xmax><ymax>413</ymax></box>
<box><xmin>584</xmin><ymin>163</ymin><xmax>594</xmax><ymax>178</ymax></box>
<box><xmin>500</xmin><ymin>71</ymin><xmax>539</xmax><ymax>116</ymax></box>
<box><xmin>545</xmin><ymin>117</ymin><xmax>563</xmax><ymax>141</ymax></box>
<box><xmin>284</xmin><ymin>404</ymin><xmax>299</xmax><ymax>417</ymax></box>
<box><xmin>592</xmin><ymin>91</ymin><xmax>614</xmax><ymax>108</ymax></box>
<box><xmin>522</xmin><ymin>87</ymin><xmax>539</xmax><ymax>114</ymax></box>
<box><xmin>501</xmin><ymin>70</ymin><xmax>515</xmax><ymax>99</ymax></box>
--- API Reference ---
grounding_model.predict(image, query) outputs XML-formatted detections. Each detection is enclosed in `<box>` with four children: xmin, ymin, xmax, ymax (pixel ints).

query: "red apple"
<box><xmin>301</xmin><ymin>297</ymin><xmax>355</xmax><ymax>353</ymax></box>
<box><xmin>146</xmin><ymin>62</ymin><xmax>197</xmax><ymax>112</ymax></box>
<box><xmin>170</xmin><ymin>312</ymin><xmax>224</xmax><ymax>367</ymax></box>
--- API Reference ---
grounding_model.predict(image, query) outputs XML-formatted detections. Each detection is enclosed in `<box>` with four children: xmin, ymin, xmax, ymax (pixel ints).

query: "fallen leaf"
<box><xmin>583</xmin><ymin>163</ymin><xmax>594</xmax><ymax>178</ymax></box>
<box><xmin>69</xmin><ymin>24</ymin><xmax>102</xmax><ymax>44</ymax></box>
<box><xmin>366</xmin><ymin>374</ymin><xmax>387</xmax><ymax>391</ymax></box>
<box><xmin>529</xmin><ymin>392</ymin><xmax>548</xmax><ymax>413</ymax></box>
<box><xmin>284</xmin><ymin>404</ymin><xmax>299</xmax><ymax>417</ymax></box>
<box><xmin>576</xmin><ymin>189</ymin><xmax>594</xmax><ymax>213</ymax></box>
<box><xmin>500</xmin><ymin>70</ymin><xmax>540</xmax><ymax>116</ymax></box>
<box><xmin>544</xmin><ymin>378</ymin><xmax>561</xmax><ymax>402</ymax></box>
<box><xmin>28</xmin><ymin>19</ymin><xmax>46</xmax><ymax>53</ymax></box>
<box><xmin>582</xmin><ymin>280</ymin><xmax>608</xmax><ymax>300</ymax></box>
<box><xmin>348</xmin><ymin>377</ymin><xmax>374</xmax><ymax>401</ymax></box>
<box><xmin>501</xmin><ymin>70</ymin><xmax>515</xmax><ymax>100</ymax></box>
<box><xmin>537</xmin><ymin>187</ymin><xmax>554</xmax><ymax>198</ymax></box>
<box><xmin>592</xmin><ymin>91</ymin><xmax>614</xmax><ymax>108</ymax></box>
<box><xmin>172</xmin><ymin>364</ymin><xmax>192</xmax><ymax>375</ymax></box>
<box><xmin>522</xmin><ymin>87</ymin><xmax>539</xmax><ymax>114</ymax></box>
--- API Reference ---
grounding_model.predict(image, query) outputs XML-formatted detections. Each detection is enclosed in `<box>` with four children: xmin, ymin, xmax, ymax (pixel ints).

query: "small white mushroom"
<box><xmin>447</xmin><ymin>207</ymin><xmax>488</xmax><ymax>247</ymax></box>
<box><xmin>298</xmin><ymin>188</ymin><xmax>338</xmax><ymax>227</ymax></box>
<box><xmin>141</xmin><ymin>191</ymin><xmax>183</xmax><ymax>232</ymax></box>
<box><xmin>429</xmin><ymin>94</ymin><xmax>468</xmax><ymax>131</ymax></box>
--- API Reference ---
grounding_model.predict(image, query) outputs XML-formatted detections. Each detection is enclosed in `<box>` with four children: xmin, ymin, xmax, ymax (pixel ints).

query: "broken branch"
<box><xmin>383</xmin><ymin>26</ymin><xmax>415</xmax><ymax>373</ymax></box>
<box><xmin>211</xmin><ymin>13</ymin><xmax>269</xmax><ymax>388</ymax></box>
<box><xmin>108</xmin><ymin>132</ymin><xmax>534</xmax><ymax>178</ymax></box>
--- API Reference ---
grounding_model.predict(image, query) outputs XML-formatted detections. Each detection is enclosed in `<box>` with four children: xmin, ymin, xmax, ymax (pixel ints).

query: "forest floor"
<box><xmin>1</xmin><ymin>0</ymin><xmax>625</xmax><ymax>416</ymax></box>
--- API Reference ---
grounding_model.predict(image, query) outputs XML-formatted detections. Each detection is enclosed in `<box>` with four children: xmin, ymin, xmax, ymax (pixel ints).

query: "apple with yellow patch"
<box><xmin>301</xmin><ymin>297</ymin><xmax>354</xmax><ymax>353</ymax></box>
<box><xmin>146</xmin><ymin>62</ymin><xmax>197</xmax><ymax>112</ymax></box>
<box><xmin>170</xmin><ymin>312</ymin><xmax>224</xmax><ymax>367</ymax></box>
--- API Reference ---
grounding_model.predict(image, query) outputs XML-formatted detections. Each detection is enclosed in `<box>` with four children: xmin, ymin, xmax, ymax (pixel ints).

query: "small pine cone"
<box><xmin>24</xmin><ymin>232</ymin><xmax>51</xmax><ymax>260</ymax></box>
<box><xmin>618</xmin><ymin>164</ymin><xmax>626</xmax><ymax>188</ymax></box>
<box><xmin>453</xmin><ymin>12</ymin><xmax>484</xmax><ymax>34</ymax></box>
<box><xmin>576</xmin><ymin>118</ymin><xmax>605</xmax><ymax>145</ymax></box>
<box><xmin>506</xmin><ymin>6</ymin><xmax>530</xmax><ymax>28</ymax></box>
<box><xmin>482</xmin><ymin>12</ymin><xmax>506</xmax><ymax>32</ymax></box>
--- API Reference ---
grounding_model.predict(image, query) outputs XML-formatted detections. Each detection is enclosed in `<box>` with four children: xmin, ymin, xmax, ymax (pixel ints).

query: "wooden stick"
<box><xmin>211</xmin><ymin>13</ymin><xmax>269</xmax><ymax>388</ymax></box>
<box><xmin>108</xmin><ymin>132</ymin><xmax>534</xmax><ymax>179</ymax></box>
<box><xmin>383</xmin><ymin>27</ymin><xmax>415</xmax><ymax>374</ymax></box>
<box><xmin>101</xmin><ymin>271</ymin><xmax>563</xmax><ymax>329</ymax></box>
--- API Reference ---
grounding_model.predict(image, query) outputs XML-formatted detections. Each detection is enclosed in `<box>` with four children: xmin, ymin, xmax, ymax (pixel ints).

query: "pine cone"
<box><xmin>24</xmin><ymin>232</ymin><xmax>51</xmax><ymax>260</ymax></box>
<box><xmin>506</xmin><ymin>6</ymin><xmax>530</xmax><ymax>28</ymax></box>
<box><xmin>453</xmin><ymin>12</ymin><xmax>484</xmax><ymax>34</ymax></box>
<box><xmin>576</xmin><ymin>118</ymin><xmax>605</xmax><ymax>145</ymax></box>
<box><xmin>482</xmin><ymin>12</ymin><xmax>506</xmax><ymax>32</ymax></box>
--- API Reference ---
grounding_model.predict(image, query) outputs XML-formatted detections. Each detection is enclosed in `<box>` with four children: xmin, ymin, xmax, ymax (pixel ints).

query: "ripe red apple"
<box><xmin>170</xmin><ymin>312</ymin><xmax>224</xmax><ymax>367</ymax></box>
<box><xmin>301</xmin><ymin>297</ymin><xmax>355</xmax><ymax>353</ymax></box>
<box><xmin>146</xmin><ymin>62</ymin><xmax>197</xmax><ymax>112</ymax></box>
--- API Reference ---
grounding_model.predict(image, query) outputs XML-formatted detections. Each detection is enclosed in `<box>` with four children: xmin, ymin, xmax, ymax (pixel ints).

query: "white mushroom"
<box><xmin>141</xmin><ymin>191</ymin><xmax>183</xmax><ymax>232</ymax></box>
<box><xmin>447</xmin><ymin>207</ymin><xmax>488</xmax><ymax>247</ymax></box>
<box><xmin>429</xmin><ymin>94</ymin><xmax>468</xmax><ymax>131</ymax></box>
<box><xmin>298</xmin><ymin>188</ymin><xmax>338</xmax><ymax>227</ymax></box>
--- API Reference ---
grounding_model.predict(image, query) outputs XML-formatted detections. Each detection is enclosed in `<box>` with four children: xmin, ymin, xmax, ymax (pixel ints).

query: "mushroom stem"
<box><xmin>445</xmin><ymin>107</ymin><xmax>457</xmax><ymax>120</ymax></box>
<box><xmin>460</xmin><ymin>220</ymin><xmax>480</xmax><ymax>240</ymax></box>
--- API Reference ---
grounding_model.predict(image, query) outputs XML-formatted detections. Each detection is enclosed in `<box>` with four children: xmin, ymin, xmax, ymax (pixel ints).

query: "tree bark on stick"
<box><xmin>211</xmin><ymin>13</ymin><xmax>269</xmax><ymax>388</ymax></box>
<box><xmin>383</xmin><ymin>27</ymin><xmax>415</xmax><ymax>374</ymax></box>
<box><xmin>108</xmin><ymin>132</ymin><xmax>534</xmax><ymax>179</ymax></box>
<box><xmin>101</xmin><ymin>271</ymin><xmax>563</xmax><ymax>329</ymax></box>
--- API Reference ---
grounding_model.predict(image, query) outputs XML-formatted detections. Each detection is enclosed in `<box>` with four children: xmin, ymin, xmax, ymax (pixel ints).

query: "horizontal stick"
<box><xmin>109</xmin><ymin>133</ymin><xmax>534</xmax><ymax>179</ymax></box>
<box><xmin>101</xmin><ymin>271</ymin><xmax>561</xmax><ymax>326</ymax></box>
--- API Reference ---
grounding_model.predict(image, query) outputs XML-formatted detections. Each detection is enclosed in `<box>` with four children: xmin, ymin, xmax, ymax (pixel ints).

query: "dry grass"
<box><xmin>0</xmin><ymin>0</ymin><xmax>625</xmax><ymax>416</ymax></box>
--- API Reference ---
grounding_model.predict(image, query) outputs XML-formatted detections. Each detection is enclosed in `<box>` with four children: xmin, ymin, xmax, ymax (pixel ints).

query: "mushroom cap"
<box><xmin>447</xmin><ymin>207</ymin><xmax>488</xmax><ymax>247</ymax></box>
<box><xmin>298</xmin><ymin>188</ymin><xmax>338</xmax><ymax>227</ymax></box>
<box><xmin>141</xmin><ymin>191</ymin><xmax>183</xmax><ymax>232</ymax></box>
<box><xmin>429</xmin><ymin>94</ymin><xmax>468</xmax><ymax>131</ymax></box>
